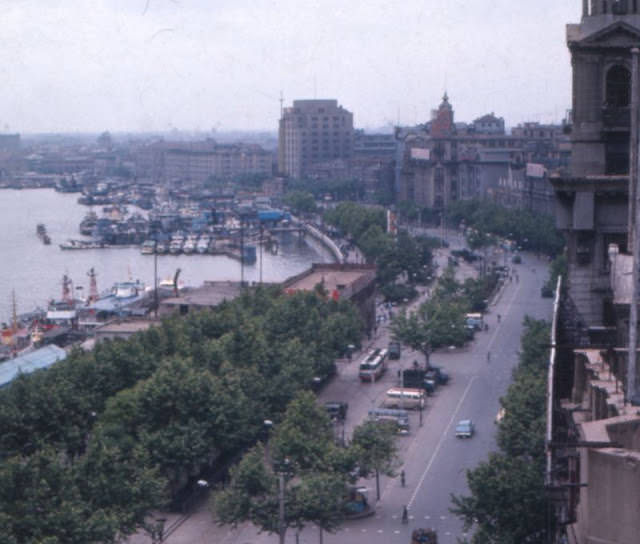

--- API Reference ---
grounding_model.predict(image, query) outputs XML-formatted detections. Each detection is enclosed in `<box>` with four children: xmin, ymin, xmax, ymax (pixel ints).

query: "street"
<box><xmin>149</xmin><ymin>244</ymin><xmax>552</xmax><ymax>544</ymax></box>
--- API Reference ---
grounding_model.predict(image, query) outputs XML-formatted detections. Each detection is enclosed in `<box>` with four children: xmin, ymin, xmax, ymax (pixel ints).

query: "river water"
<box><xmin>0</xmin><ymin>189</ymin><xmax>335</xmax><ymax>325</ymax></box>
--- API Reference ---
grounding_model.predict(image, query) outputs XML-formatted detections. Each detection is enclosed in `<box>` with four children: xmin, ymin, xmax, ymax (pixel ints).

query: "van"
<box><xmin>368</xmin><ymin>408</ymin><xmax>410</xmax><ymax>432</ymax></box>
<box><xmin>382</xmin><ymin>387</ymin><xmax>425</xmax><ymax>410</ymax></box>
<box><xmin>465</xmin><ymin>313</ymin><xmax>484</xmax><ymax>331</ymax></box>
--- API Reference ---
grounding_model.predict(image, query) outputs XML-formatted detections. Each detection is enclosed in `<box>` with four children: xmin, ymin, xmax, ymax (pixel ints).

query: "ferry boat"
<box><xmin>156</xmin><ymin>240</ymin><xmax>169</xmax><ymax>254</ymax></box>
<box><xmin>182</xmin><ymin>234</ymin><xmax>197</xmax><ymax>255</ymax></box>
<box><xmin>141</xmin><ymin>240</ymin><xmax>156</xmax><ymax>255</ymax></box>
<box><xmin>169</xmin><ymin>235</ymin><xmax>184</xmax><ymax>254</ymax></box>
<box><xmin>196</xmin><ymin>234</ymin><xmax>210</xmax><ymax>254</ymax></box>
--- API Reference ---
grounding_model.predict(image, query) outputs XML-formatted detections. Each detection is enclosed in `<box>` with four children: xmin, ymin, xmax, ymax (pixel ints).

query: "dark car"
<box><xmin>429</xmin><ymin>365</ymin><xmax>449</xmax><ymax>385</ymax></box>
<box><xmin>325</xmin><ymin>401</ymin><xmax>348</xmax><ymax>421</ymax></box>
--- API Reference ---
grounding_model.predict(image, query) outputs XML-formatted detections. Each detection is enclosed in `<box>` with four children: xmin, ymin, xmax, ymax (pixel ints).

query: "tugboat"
<box><xmin>36</xmin><ymin>223</ymin><xmax>51</xmax><ymax>244</ymax></box>
<box><xmin>79</xmin><ymin>210</ymin><xmax>98</xmax><ymax>236</ymax></box>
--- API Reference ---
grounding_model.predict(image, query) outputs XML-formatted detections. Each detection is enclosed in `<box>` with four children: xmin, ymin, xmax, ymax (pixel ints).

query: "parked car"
<box><xmin>455</xmin><ymin>419</ymin><xmax>475</xmax><ymax>438</ymax></box>
<box><xmin>324</xmin><ymin>401</ymin><xmax>348</xmax><ymax>421</ymax></box>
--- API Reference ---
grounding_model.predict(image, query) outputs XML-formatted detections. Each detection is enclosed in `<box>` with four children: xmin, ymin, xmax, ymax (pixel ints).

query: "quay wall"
<box><xmin>295</xmin><ymin>219</ymin><xmax>343</xmax><ymax>263</ymax></box>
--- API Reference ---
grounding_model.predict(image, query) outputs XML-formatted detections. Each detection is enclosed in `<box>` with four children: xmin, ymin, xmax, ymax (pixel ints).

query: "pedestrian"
<box><xmin>497</xmin><ymin>314</ymin><xmax>501</xmax><ymax>323</ymax></box>
<box><xmin>402</xmin><ymin>505</ymin><xmax>409</xmax><ymax>524</ymax></box>
<box><xmin>401</xmin><ymin>469</ymin><xmax>406</xmax><ymax>487</ymax></box>
<box><xmin>487</xmin><ymin>351</ymin><xmax>491</xmax><ymax>363</ymax></box>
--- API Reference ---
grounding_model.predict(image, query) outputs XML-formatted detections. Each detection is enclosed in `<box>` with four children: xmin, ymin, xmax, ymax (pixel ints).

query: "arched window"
<box><xmin>606</xmin><ymin>65</ymin><xmax>631</xmax><ymax>107</ymax></box>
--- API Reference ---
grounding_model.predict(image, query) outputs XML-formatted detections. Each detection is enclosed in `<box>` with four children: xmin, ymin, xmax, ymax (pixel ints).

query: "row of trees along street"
<box><xmin>214</xmin><ymin>391</ymin><xmax>399</xmax><ymax>543</ymax></box>
<box><xmin>391</xmin><ymin>266</ymin><xmax>499</xmax><ymax>365</ymax></box>
<box><xmin>323</xmin><ymin>201</ymin><xmax>440</xmax><ymax>302</ymax></box>
<box><xmin>451</xmin><ymin>318</ymin><xmax>554</xmax><ymax>543</ymax></box>
<box><xmin>0</xmin><ymin>287</ymin><xmax>370</xmax><ymax>544</ymax></box>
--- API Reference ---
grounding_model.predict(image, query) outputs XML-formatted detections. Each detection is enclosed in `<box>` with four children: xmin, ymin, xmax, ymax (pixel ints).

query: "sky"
<box><xmin>1</xmin><ymin>0</ymin><xmax>582</xmax><ymax>134</ymax></box>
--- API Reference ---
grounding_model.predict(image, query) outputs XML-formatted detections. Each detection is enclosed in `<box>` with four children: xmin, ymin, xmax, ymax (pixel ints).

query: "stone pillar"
<box><xmin>629</xmin><ymin>47</ymin><xmax>639</xmax><ymax>253</ymax></box>
<box><xmin>583</xmin><ymin>0</ymin><xmax>589</xmax><ymax>17</ymax></box>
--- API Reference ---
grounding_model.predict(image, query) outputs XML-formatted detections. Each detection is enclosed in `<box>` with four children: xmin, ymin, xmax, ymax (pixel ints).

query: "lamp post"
<box><xmin>264</xmin><ymin>419</ymin><xmax>288</xmax><ymax>544</ymax></box>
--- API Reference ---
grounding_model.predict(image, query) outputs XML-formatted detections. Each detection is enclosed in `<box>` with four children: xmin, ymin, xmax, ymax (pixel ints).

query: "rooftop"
<box><xmin>0</xmin><ymin>345</ymin><xmax>67</xmax><ymax>388</ymax></box>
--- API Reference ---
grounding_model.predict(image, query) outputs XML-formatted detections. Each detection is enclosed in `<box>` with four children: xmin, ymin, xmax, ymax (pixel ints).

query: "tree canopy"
<box><xmin>0</xmin><ymin>287</ymin><xmax>363</xmax><ymax>543</ymax></box>
<box><xmin>450</xmin><ymin>317</ymin><xmax>553</xmax><ymax>543</ymax></box>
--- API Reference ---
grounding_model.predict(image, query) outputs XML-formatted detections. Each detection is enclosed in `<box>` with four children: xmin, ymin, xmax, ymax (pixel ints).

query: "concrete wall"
<box><xmin>582</xmin><ymin>448</ymin><xmax>640</xmax><ymax>544</ymax></box>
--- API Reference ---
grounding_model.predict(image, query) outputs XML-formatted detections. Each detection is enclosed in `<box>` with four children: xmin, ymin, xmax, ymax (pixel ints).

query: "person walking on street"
<box><xmin>402</xmin><ymin>505</ymin><xmax>409</xmax><ymax>524</ymax></box>
<box><xmin>401</xmin><ymin>469</ymin><xmax>406</xmax><ymax>487</ymax></box>
<box><xmin>487</xmin><ymin>351</ymin><xmax>491</xmax><ymax>363</ymax></box>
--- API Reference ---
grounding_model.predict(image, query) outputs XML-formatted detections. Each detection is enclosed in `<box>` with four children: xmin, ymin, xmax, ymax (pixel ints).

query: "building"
<box><xmin>0</xmin><ymin>345</ymin><xmax>67</xmax><ymax>388</ymax></box>
<box><xmin>395</xmin><ymin>95</ymin><xmax>567</xmax><ymax>214</ymax></box>
<box><xmin>278</xmin><ymin>99</ymin><xmax>354</xmax><ymax>179</ymax></box>
<box><xmin>135</xmin><ymin>140</ymin><xmax>273</xmax><ymax>184</ymax></box>
<box><xmin>547</xmin><ymin>3</ymin><xmax>640</xmax><ymax>543</ymax></box>
<box><xmin>158</xmin><ymin>281</ymin><xmax>243</xmax><ymax>317</ymax></box>
<box><xmin>281</xmin><ymin>263</ymin><xmax>376</xmax><ymax>331</ymax></box>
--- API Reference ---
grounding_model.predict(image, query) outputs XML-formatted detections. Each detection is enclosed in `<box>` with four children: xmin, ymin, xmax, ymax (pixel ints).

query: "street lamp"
<box><xmin>264</xmin><ymin>419</ymin><xmax>289</xmax><ymax>544</ymax></box>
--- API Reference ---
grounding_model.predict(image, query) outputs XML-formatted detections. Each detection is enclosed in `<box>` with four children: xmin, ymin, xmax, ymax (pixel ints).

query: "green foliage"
<box><xmin>350</xmin><ymin>420</ymin><xmax>399</xmax><ymax>478</ymax></box>
<box><xmin>324</xmin><ymin>202</ymin><xmax>435</xmax><ymax>301</ymax></box>
<box><xmin>283</xmin><ymin>190</ymin><xmax>317</xmax><ymax>214</ymax></box>
<box><xmin>391</xmin><ymin>270</ymin><xmax>470</xmax><ymax>362</ymax></box>
<box><xmin>0</xmin><ymin>287</ymin><xmax>363</xmax><ymax>542</ymax></box>
<box><xmin>214</xmin><ymin>392</ymin><xmax>363</xmax><ymax>539</ymax></box>
<box><xmin>542</xmin><ymin>253</ymin><xmax>567</xmax><ymax>297</ymax></box>
<box><xmin>451</xmin><ymin>318</ymin><xmax>553</xmax><ymax>543</ymax></box>
<box><xmin>447</xmin><ymin>199</ymin><xmax>564</xmax><ymax>256</ymax></box>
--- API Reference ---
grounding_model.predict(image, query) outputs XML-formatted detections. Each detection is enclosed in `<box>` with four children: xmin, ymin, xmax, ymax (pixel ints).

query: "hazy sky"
<box><xmin>2</xmin><ymin>0</ymin><xmax>581</xmax><ymax>134</ymax></box>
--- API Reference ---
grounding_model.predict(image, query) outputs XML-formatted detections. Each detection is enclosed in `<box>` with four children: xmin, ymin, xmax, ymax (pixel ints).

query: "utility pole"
<box><xmin>628</xmin><ymin>47</ymin><xmax>640</xmax><ymax>404</ymax></box>
<box><xmin>278</xmin><ymin>471</ymin><xmax>286</xmax><ymax>544</ymax></box>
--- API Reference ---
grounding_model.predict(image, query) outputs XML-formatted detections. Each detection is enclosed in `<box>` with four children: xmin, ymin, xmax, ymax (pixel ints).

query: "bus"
<box><xmin>359</xmin><ymin>348</ymin><xmax>388</xmax><ymax>382</ymax></box>
<box><xmin>368</xmin><ymin>408</ymin><xmax>410</xmax><ymax>433</ymax></box>
<box><xmin>382</xmin><ymin>387</ymin><xmax>425</xmax><ymax>410</ymax></box>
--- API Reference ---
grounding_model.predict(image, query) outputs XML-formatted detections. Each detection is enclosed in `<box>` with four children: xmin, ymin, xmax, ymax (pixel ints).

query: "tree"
<box><xmin>351</xmin><ymin>420</ymin><xmax>399</xmax><ymax>500</ymax></box>
<box><xmin>392</xmin><ymin>295</ymin><xmax>468</xmax><ymax>366</ymax></box>
<box><xmin>214</xmin><ymin>392</ymin><xmax>359</xmax><ymax>541</ymax></box>
<box><xmin>283</xmin><ymin>190</ymin><xmax>317</xmax><ymax>214</ymax></box>
<box><xmin>450</xmin><ymin>318</ymin><xmax>553</xmax><ymax>543</ymax></box>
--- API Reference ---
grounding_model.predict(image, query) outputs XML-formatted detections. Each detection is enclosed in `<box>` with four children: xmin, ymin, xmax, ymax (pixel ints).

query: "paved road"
<box><xmin>139</xmin><ymin>250</ymin><xmax>551</xmax><ymax>544</ymax></box>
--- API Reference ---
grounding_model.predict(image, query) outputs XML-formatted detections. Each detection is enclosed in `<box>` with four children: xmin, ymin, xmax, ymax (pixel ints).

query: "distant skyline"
<box><xmin>3</xmin><ymin>1</ymin><xmax>581</xmax><ymax>134</ymax></box>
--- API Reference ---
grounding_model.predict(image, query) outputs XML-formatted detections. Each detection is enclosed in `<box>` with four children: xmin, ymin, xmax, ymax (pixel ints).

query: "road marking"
<box><xmin>407</xmin><ymin>374</ymin><xmax>477</xmax><ymax>509</ymax></box>
<box><xmin>487</xmin><ymin>281</ymin><xmax>522</xmax><ymax>351</ymax></box>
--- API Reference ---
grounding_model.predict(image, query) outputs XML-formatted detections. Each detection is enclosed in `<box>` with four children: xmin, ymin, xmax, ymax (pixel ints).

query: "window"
<box><xmin>606</xmin><ymin>65</ymin><xmax>631</xmax><ymax>107</ymax></box>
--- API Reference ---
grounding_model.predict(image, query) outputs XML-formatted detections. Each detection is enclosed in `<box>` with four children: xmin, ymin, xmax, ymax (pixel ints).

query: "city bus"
<box><xmin>358</xmin><ymin>348</ymin><xmax>388</xmax><ymax>382</ymax></box>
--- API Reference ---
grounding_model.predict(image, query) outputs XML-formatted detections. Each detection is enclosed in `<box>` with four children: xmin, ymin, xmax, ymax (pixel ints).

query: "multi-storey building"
<box><xmin>547</xmin><ymin>3</ymin><xmax>640</xmax><ymax>543</ymax></box>
<box><xmin>395</xmin><ymin>96</ymin><xmax>568</xmax><ymax>213</ymax></box>
<box><xmin>135</xmin><ymin>140</ymin><xmax>273</xmax><ymax>184</ymax></box>
<box><xmin>278</xmin><ymin>99</ymin><xmax>354</xmax><ymax>179</ymax></box>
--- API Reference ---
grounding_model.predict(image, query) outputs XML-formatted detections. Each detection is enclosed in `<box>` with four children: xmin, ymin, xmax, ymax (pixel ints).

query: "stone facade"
<box><xmin>395</xmin><ymin>96</ymin><xmax>568</xmax><ymax>213</ymax></box>
<box><xmin>551</xmin><ymin>2</ymin><xmax>640</xmax><ymax>328</ymax></box>
<box><xmin>277</xmin><ymin>99</ymin><xmax>354</xmax><ymax>179</ymax></box>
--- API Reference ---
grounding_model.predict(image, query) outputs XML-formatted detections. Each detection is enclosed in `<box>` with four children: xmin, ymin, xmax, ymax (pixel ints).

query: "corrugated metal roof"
<box><xmin>0</xmin><ymin>345</ymin><xmax>67</xmax><ymax>388</ymax></box>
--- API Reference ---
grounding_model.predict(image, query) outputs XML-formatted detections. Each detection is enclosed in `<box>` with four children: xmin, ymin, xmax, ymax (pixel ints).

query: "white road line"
<box><xmin>487</xmin><ymin>280</ymin><xmax>522</xmax><ymax>352</ymax></box>
<box><xmin>407</xmin><ymin>374</ymin><xmax>477</xmax><ymax>509</ymax></box>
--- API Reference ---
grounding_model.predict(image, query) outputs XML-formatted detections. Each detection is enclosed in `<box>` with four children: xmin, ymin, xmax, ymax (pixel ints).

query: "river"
<box><xmin>0</xmin><ymin>189</ymin><xmax>335</xmax><ymax>324</ymax></box>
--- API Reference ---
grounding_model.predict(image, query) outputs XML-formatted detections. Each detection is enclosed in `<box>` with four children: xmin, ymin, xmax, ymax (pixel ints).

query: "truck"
<box><xmin>388</xmin><ymin>340</ymin><xmax>401</xmax><ymax>360</ymax></box>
